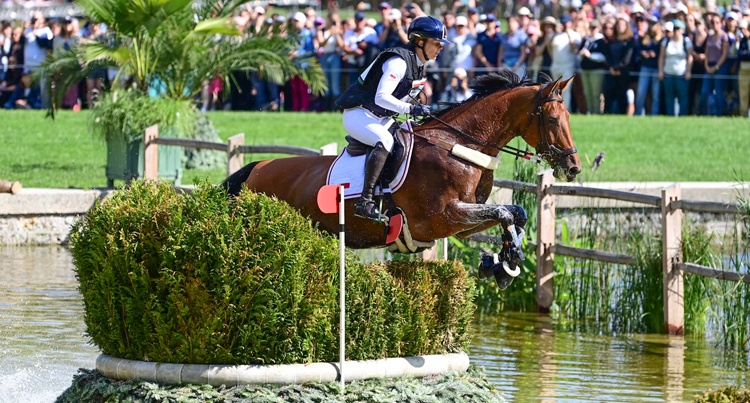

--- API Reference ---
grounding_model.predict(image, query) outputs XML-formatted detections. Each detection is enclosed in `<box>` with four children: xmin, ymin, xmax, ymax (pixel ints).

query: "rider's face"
<box><xmin>422</xmin><ymin>38</ymin><xmax>444</xmax><ymax>61</ymax></box>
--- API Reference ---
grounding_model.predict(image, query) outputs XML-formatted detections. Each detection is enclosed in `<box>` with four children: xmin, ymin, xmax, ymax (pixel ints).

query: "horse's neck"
<box><xmin>422</xmin><ymin>88</ymin><xmax>535</xmax><ymax>156</ymax></box>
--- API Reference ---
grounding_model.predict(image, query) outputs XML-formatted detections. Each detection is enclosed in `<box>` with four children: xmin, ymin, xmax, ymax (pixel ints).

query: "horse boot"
<box><xmin>354</xmin><ymin>142</ymin><xmax>389</xmax><ymax>222</ymax></box>
<box><xmin>493</xmin><ymin>224</ymin><xmax>525</xmax><ymax>290</ymax></box>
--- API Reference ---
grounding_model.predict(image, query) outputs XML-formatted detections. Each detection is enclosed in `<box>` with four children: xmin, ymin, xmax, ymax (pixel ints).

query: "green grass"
<box><xmin>1</xmin><ymin>110</ymin><xmax>749</xmax><ymax>188</ymax></box>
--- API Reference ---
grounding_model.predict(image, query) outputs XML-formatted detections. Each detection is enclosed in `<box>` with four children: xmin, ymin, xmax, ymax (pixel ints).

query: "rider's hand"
<box><xmin>410</xmin><ymin>104</ymin><xmax>431</xmax><ymax>117</ymax></box>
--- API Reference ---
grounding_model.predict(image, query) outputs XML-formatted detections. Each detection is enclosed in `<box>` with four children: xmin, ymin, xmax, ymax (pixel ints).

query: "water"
<box><xmin>0</xmin><ymin>246</ymin><xmax>748</xmax><ymax>402</ymax></box>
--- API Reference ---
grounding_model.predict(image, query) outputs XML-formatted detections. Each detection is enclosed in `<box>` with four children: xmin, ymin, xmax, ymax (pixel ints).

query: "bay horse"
<box><xmin>223</xmin><ymin>71</ymin><xmax>581</xmax><ymax>267</ymax></box>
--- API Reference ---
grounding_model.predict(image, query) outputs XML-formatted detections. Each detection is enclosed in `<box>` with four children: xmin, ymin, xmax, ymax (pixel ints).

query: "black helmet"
<box><xmin>408</xmin><ymin>16</ymin><xmax>450</xmax><ymax>45</ymax></box>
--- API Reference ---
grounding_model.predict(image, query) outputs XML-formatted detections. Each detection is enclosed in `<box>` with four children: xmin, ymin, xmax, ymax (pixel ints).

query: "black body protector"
<box><xmin>335</xmin><ymin>45</ymin><xmax>426</xmax><ymax>117</ymax></box>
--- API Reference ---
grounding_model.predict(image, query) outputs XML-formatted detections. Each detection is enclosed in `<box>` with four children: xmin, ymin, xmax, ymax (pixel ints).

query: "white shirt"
<box><xmin>358</xmin><ymin>55</ymin><xmax>424</xmax><ymax>114</ymax></box>
<box><xmin>550</xmin><ymin>29</ymin><xmax>582</xmax><ymax>70</ymax></box>
<box><xmin>24</xmin><ymin>26</ymin><xmax>54</xmax><ymax>70</ymax></box>
<box><xmin>450</xmin><ymin>33</ymin><xmax>478</xmax><ymax>71</ymax></box>
<box><xmin>342</xmin><ymin>27</ymin><xmax>378</xmax><ymax>62</ymax></box>
<box><xmin>663</xmin><ymin>37</ymin><xmax>693</xmax><ymax>76</ymax></box>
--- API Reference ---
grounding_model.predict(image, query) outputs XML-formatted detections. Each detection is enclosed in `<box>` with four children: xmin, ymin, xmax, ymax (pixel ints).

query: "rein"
<box><xmin>409</xmin><ymin>84</ymin><xmax>575</xmax><ymax>164</ymax></box>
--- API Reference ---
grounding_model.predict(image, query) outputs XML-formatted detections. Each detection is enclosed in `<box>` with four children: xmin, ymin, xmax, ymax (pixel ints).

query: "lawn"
<box><xmin>0</xmin><ymin>110</ymin><xmax>748</xmax><ymax>188</ymax></box>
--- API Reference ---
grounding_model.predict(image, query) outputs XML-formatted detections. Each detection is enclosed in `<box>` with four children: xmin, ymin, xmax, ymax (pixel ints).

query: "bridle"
<box><xmin>414</xmin><ymin>83</ymin><xmax>576</xmax><ymax>164</ymax></box>
<box><xmin>522</xmin><ymin>83</ymin><xmax>578</xmax><ymax>167</ymax></box>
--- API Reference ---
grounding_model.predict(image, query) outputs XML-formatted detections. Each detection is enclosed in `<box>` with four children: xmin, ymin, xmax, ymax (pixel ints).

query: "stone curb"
<box><xmin>96</xmin><ymin>353</ymin><xmax>471</xmax><ymax>386</ymax></box>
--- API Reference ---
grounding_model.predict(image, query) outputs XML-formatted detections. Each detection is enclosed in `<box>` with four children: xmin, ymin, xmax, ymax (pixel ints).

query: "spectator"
<box><xmin>466</xmin><ymin>7</ymin><xmax>481</xmax><ymax>35</ymax></box>
<box><xmin>725</xmin><ymin>12</ymin><xmax>740</xmax><ymax>114</ymax></box>
<box><xmin>534</xmin><ymin>16</ymin><xmax>556</xmax><ymax>81</ymax></box>
<box><xmin>448</xmin><ymin>15</ymin><xmax>477</xmax><ymax>74</ymax></box>
<box><xmin>688</xmin><ymin>14</ymin><xmax>707</xmax><ymax>115</ymax></box>
<box><xmin>0</xmin><ymin>54</ymin><xmax>20</xmax><ymax>105</ymax></box>
<box><xmin>549</xmin><ymin>14</ymin><xmax>581</xmax><ymax>109</ymax></box>
<box><xmin>342</xmin><ymin>11</ymin><xmax>379</xmax><ymax>86</ymax></box>
<box><xmin>288</xmin><ymin>11</ymin><xmax>314</xmax><ymax>111</ymax></box>
<box><xmin>516</xmin><ymin>6</ymin><xmax>533</xmax><ymax>32</ymax></box>
<box><xmin>374</xmin><ymin>2</ymin><xmax>392</xmax><ymax>37</ymax></box>
<box><xmin>316</xmin><ymin>14</ymin><xmax>344</xmax><ymax>111</ymax></box>
<box><xmin>3</xmin><ymin>70</ymin><xmax>41</xmax><ymax>109</ymax></box>
<box><xmin>635</xmin><ymin>20</ymin><xmax>663</xmax><ymax>115</ymax></box>
<box><xmin>737</xmin><ymin>19</ymin><xmax>750</xmax><ymax>117</ymax></box>
<box><xmin>1</xmin><ymin>21</ymin><xmax>11</xmax><ymax>82</ymax></box>
<box><xmin>473</xmin><ymin>13</ymin><xmax>502</xmax><ymax>77</ymax></box>
<box><xmin>525</xmin><ymin>20</ymin><xmax>543</xmax><ymax>81</ymax></box>
<box><xmin>658</xmin><ymin>20</ymin><xmax>693</xmax><ymax>116</ymax></box>
<box><xmin>53</xmin><ymin>16</ymin><xmax>80</xmax><ymax>109</ymax></box>
<box><xmin>440</xmin><ymin>67</ymin><xmax>474</xmax><ymax>104</ymax></box>
<box><xmin>579</xmin><ymin>19</ymin><xmax>608</xmax><ymax>114</ymax></box>
<box><xmin>603</xmin><ymin>14</ymin><xmax>636</xmax><ymax>115</ymax></box>
<box><xmin>700</xmin><ymin>11</ymin><xmax>729</xmax><ymax>115</ymax></box>
<box><xmin>379</xmin><ymin>7</ymin><xmax>407</xmax><ymax>49</ymax></box>
<box><xmin>24</xmin><ymin>11</ymin><xmax>53</xmax><ymax>108</ymax></box>
<box><xmin>84</xmin><ymin>21</ymin><xmax>107</xmax><ymax>108</ymax></box>
<box><xmin>501</xmin><ymin>16</ymin><xmax>530</xmax><ymax>77</ymax></box>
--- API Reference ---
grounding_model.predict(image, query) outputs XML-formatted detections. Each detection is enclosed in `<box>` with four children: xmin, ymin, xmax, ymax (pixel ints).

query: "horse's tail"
<box><xmin>221</xmin><ymin>161</ymin><xmax>262</xmax><ymax>196</ymax></box>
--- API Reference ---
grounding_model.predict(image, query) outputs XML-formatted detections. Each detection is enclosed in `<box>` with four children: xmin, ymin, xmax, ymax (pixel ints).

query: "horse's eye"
<box><xmin>547</xmin><ymin>116</ymin><xmax>558</xmax><ymax>125</ymax></box>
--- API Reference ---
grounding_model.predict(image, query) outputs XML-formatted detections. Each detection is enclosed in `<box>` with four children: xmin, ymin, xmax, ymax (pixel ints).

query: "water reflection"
<box><xmin>470</xmin><ymin>311</ymin><xmax>749</xmax><ymax>402</ymax></box>
<box><xmin>1</xmin><ymin>247</ymin><xmax>748</xmax><ymax>402</ymax></box>
<box><xmin>0</xmin><ymin>246</ymin><xmax>100</xmax><ymax>403</ymax></box>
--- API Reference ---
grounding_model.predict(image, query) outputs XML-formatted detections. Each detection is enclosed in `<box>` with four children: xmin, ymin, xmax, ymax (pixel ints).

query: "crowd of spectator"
<box><xmin>1</xmin><ymin>0</ymin><xmax>749</xmax><ymax>117</ymax></box>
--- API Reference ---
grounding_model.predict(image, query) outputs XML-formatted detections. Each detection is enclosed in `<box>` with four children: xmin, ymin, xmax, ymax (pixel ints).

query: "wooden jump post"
<box><xmin>0</xmin><ymin>180</ymin><xmax>22</xmax><ymax>194</ymax></box>
<box><xmin>536</xmin><ymin>169</ymin><xmax>556</xmax><ymax>313</ymax></box>
<box><xmin>662</xmin><ymin>183</ymin><xmax>684</xmax><ymax>335</ymax></box>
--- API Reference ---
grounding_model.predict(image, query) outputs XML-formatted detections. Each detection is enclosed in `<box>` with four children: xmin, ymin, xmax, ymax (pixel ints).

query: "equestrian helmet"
<box><xmin>408</xmin><ymin>16</ymin><xmax>450</xmax><ymax>44</ymax></box>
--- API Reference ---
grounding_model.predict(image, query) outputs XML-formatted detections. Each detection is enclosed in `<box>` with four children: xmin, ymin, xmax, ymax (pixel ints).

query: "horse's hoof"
<box><xmin>478</xmin><ymin>263</ymin><xmax>494</xmax><ymax>279</ymax></box>
<box><xmin>493</xmin><ymin>261</ymin><xmax>520</xmax><ymax>290</ymax></box>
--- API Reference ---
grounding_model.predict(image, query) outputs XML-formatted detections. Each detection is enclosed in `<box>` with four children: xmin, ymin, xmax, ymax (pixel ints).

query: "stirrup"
<box><xmin>354</xmin><ymin>200</ymin><xmax>387</xmax><ymax>222</ymax></box>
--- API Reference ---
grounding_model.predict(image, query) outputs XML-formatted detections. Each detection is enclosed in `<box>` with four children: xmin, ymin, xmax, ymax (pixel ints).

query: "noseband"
<box><xmin>526</xmin><ymin>85</ymin><xmax>578</xmax><ymax>167</ymax></box>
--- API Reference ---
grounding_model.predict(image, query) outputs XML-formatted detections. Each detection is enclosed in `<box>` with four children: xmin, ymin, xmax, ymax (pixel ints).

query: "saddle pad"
<box><xmin>326</xmin><ymin>122</ymin><xmax>415</xmax><ymax>200</ymax></box>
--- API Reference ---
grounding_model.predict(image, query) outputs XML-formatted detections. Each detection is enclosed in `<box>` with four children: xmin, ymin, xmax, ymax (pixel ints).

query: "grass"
<box><xmin>1</xmin><ymin>110</ymin><xmax>749</xmax><ymax>188</ymax></box>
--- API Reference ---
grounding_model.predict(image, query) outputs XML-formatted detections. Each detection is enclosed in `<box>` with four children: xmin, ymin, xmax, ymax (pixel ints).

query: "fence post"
<box><xmin>536</xmin><ymin>169</ymin><xmax>556</xmax><ymax>313</ymax></box>
<box><xmin>144</xmin><ymin>125</ymin><xmax>159</xmax><ymax>181</ymax></box>
<box><xmin>227</xmin><ymin>133</ymin><xmax>245</xmax><ymax>176</ymax></box>
<box><xmin>661</xmin><ymin>183</ymin><xmax>684</xmax><ymax>335</ymax></box>
<box><xmin>319</xmin><ymin>142</ymin><xmax>338</xmax><ymax>156</ymax></box>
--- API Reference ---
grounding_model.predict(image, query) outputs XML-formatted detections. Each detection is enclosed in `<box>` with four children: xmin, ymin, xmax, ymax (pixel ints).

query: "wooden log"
<box><xmin>0</xmin><ymin>180</ymin><xmax>22</xmax><ymax>194</ymax></box>
<box><xmin>536</xmin><ymin>169</ymin><xmax>556</xmax><ymax>313</ymax></box>
<box><xmin>662</xmin><ymin>183</ymin><xmax>684</xmax><ymax>335</ymax></box>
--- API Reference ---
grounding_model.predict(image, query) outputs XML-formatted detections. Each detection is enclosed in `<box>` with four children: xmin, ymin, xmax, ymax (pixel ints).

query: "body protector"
<box><xmin>334</xmin><ymin>46</ymin><xmax>425</xmax><ymax>117</ymax></box>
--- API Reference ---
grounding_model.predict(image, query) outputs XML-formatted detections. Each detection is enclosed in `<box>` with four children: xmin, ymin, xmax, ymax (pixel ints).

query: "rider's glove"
<box><xmin>410</xmin><ymin>104</ymin><xmax>431</xmax><ymax>117</ymax></box>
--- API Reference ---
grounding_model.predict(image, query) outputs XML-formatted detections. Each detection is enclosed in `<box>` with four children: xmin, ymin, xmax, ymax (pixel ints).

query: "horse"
<box><xmin>223</xmin><ymin>71</ymin><xmax>581</xmax><ymax>284</ymax></box>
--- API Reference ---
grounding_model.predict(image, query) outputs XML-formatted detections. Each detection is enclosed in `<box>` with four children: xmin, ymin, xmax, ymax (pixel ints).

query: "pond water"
<box><xmin>0</xmin><ymin>246</ymin><xmax>748</xmax><ymax>402</ymax></box>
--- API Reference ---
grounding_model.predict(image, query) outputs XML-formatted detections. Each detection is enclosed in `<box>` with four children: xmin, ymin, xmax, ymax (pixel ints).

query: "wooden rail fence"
<box><xmin>142</xmin><ymin>124</ymin><xmax>339</xmax><ymax>180</ymax></box>
<box><xmin>141</xmin><ymin>125</ymin><xmax>749</xmax><ymax>335</ymax></box>
<box><xmin>494</xmin><ymin>169</ymin><xmax>747</xmax><ymax>335</ymax></box>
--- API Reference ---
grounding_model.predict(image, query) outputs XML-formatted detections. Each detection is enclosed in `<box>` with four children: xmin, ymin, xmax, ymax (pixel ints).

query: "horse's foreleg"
<box><xmin>447</xmin><ymin>202</ymin><xmax>527</xmax><ymax>239</ymax></box>
<box><xmin>446</xmin><ymin>202</ymin><xmax>528</xmax><ymax>290</ymax></box>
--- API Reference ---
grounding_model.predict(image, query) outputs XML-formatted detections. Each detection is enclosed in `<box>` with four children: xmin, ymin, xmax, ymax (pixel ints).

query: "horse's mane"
<box><xmin>427</xmin><ymin>70</ymin><xmax>550</xmax><ymax>120</ymax></box>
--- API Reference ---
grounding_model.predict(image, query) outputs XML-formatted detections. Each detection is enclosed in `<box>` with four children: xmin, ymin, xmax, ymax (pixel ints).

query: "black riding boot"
<box><xmin>354</xmin><ymin>142</ymin><xmax>389</xmax><ymax>221</ymax></box>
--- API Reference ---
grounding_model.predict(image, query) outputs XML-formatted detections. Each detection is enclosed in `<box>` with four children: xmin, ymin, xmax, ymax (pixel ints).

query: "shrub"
<box><xmin>70</xmin><ymin>181</ymin><xmax>474</xmax><ymax>365</ymax></box>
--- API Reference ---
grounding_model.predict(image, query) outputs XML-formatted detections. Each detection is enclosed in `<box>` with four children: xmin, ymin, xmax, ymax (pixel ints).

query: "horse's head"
<box><xmin>521</xmin><ymin>77</ymin><xmax>582</xmax><ymax>182</ymax></box>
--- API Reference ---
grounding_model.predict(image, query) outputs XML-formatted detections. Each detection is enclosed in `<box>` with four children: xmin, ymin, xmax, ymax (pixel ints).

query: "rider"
<box><xmin>335</xmin><ymin>15</ymin><xmax>450</xmax><ymax>221</ymax></box>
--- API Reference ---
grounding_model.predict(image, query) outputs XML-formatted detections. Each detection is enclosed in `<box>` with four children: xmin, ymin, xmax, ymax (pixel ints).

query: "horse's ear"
<box><xmin>559</xmin><ymin>76</ymin><xmax>575</xmax><ymax>93</ymax></box>
<box><xmin>540</xmin><ymin>76</ymin><xmax>562</xmax><ymax>99</ymax></box>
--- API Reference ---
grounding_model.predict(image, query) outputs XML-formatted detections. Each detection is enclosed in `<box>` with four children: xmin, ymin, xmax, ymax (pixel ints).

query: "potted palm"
<box><xmin>40</xmin><ymin>0</ymin><xmax>325</xmax><ymax>186</ymax></box>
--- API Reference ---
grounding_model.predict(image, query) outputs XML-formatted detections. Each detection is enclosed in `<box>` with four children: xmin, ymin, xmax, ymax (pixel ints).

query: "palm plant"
<box><xmin>40</xmin><ymin>0</ymin><xmax>326</xmax><ymax>109</ymax></box>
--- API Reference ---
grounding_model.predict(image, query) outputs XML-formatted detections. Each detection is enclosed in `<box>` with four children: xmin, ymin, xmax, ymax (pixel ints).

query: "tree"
<box><xmin>39</xmin><ymin>0</ymin><xmax>326</xmax><ymax>109</ymax></box>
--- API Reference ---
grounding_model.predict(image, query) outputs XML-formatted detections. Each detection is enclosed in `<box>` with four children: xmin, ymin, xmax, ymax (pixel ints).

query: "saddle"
<box><xmin>344</xmin><ymin>124</ymin><xmax>409</xmax><ymax>184</ymax></box>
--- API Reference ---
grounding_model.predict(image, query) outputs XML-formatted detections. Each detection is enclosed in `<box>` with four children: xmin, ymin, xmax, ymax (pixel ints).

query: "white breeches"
<box><xmin>342</xmin><ymin>107</ymin><xmax>395</xmax><ymax>152</ymax></box>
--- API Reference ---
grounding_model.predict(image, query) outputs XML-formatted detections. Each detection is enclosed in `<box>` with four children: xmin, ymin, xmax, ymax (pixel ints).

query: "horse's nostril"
<box><xmin>569</xmin><ymin>166</ymin><xmax>581</xmax><ymax>175</ymax></box>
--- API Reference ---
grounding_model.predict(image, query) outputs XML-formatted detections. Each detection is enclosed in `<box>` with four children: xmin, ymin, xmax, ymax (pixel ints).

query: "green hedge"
<box><xmin>70</xmin><ymin>181</ymin><xmax>475</xmax><ymax>365</ymax></box>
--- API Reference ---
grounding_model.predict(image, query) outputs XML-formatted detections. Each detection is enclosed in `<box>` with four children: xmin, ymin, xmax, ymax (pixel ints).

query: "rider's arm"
<box><xmin>373</xmin><ymin>56</ymin><xmax>413</xmax><ymax>114</ymax></box>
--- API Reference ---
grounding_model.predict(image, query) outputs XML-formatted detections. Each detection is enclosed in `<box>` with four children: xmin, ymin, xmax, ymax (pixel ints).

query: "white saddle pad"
<box><xmin>326</xmin><ymin>122</ymin><xmax>415</xmax><ymax>200</ymax></box>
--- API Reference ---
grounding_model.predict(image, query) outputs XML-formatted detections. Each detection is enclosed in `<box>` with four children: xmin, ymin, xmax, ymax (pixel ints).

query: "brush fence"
<box><xmin>140</xmin><ymin>124</ymin><xmax>339</xmax><ymax>180</ymax></box>
<box><xmin>489</xmin><ymin>170</ymin><xmax>747</xmax><ymax>335</ymax></box>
